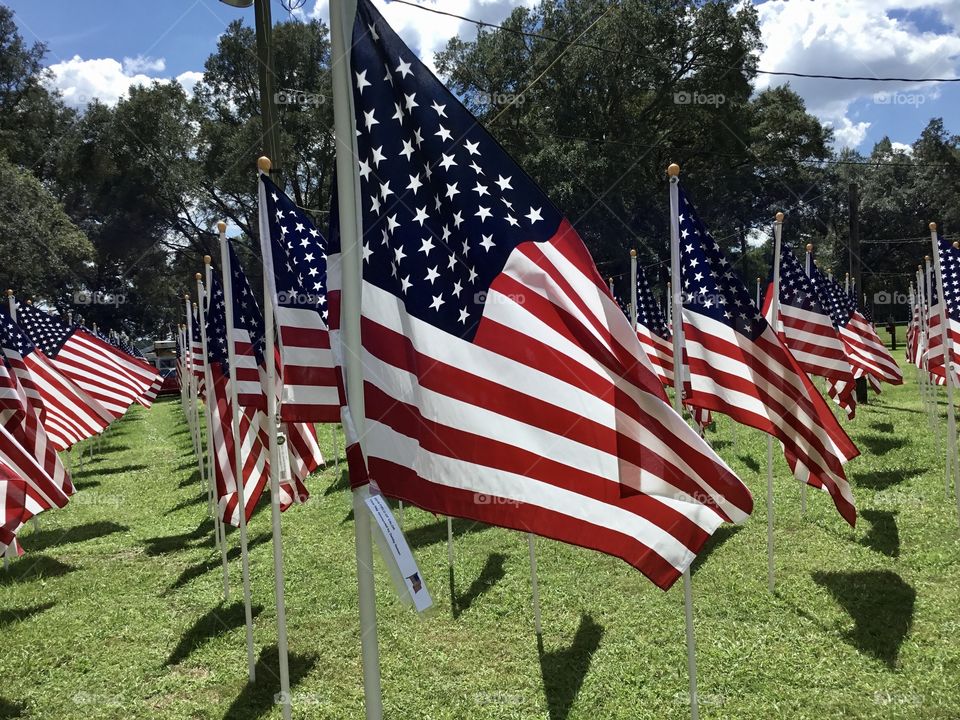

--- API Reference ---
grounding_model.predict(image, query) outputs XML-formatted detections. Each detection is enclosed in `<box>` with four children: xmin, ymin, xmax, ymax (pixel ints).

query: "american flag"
<box><xmin>190</xmin><ymin>305</ymin><xmax>206</xmax><ymax>398</ymax></box>
<box><xmin>257</xmin><ymin>174</ymin><xmax>340</xmax><ymax>423</ymax></box>
<box><xmin>906</xmin><ymin>288</ymin><xmax>920</xmax><ymax>366</ymax></box>
<box><xmin>634</xmin><ymin>264</ymin><xmax>674</xmax><ymax>386</ymax></box>
<box><xmin>763</xmin><ymin>249</ymin><xmax>856</xmax><ymax>418</ymax></box>
<box><xmin>205</xmin><ymin>269</ymin><xmax>270</xmax><ymax>526</ymax></box>
<box><xmin>17</xmin><ymin>304</ymin><xmax>151</xmax><ymax>419</ymax></box>
<box><xmin>328</xmin><ymin>0</ymin><xmax>754</xmax><ymax>590</ymax></box>
<box><xmin>676</xmin><ymin>185</ymin><xmax>859</xmax><ymax>526</ymax></box>
<box><xmin>809</xmin><ymin>267</ymin><xmax>903</xmax><ymax>387</ymax></box>
<box><xmin>0</xmin><ymin>311</ymin><xmax>111</xmax><ymax>449</ymax></box>
<box><xmin>925</xmin><ymin>238</ymin><xmax>960</xmax><ymax>385</ymax></box>
<box><xmin>103</xmin><ymin>331</ymin><xmax>162</xmax><ymax>408</ymax></box>
<box><xmin>226</xmin><ymin>240</ymin><xmax>322</xmax><ymax>506</ymax></box>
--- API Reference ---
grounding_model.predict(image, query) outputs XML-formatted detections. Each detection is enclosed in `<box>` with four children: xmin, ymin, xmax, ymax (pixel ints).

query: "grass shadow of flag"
<box><xmin>538</xmin><ymin>614</ymin><xmax>603</xmax><ymax>720</ymax></box>
<box><xmin>0</xmin><ymin>556</ymin><xmax>74</xmax><ymax>586</ymax></box>
<box><xmin>404</xmin><ymin>517</ymin><xmax>493</xmax><ymax>550</ymax></box>
<box><xmin>167</xmin><ymin>531</ymin><xmax>271</xmax><ymax>591</ymax></box>
<box><xmin>812</xmin><ymin>570</ymin><xmax>914</xmax><ymax>669</ymax></box>
<box><xmin>166</xmin><ymin>601</ymin><xmax>264</xmax><ymax>666</ymax></box>
<box><xmin>859</xmin><ymin>510</ymin><xmax>900</xmax><ymax>558</ymax></box>
<box><xmin>18</xmin><ymin>521</ymin><xmax>127</xmax><ymax>553</ymax></box>
<box><xmin>0</xmin><ymin>697</ymin><xmax>25</xmax><ymax>719</ymax></box>
<box><xmin>0</xmin><ymin>601</ymin><xmax>55</xmax><ymax>628</ymax></box>
<box><xmin>690</xmin><ymin>525</ymin><xmax>742</xmax><ymax>576</ymax></box>
<box><xmin>454</xmin><ymin>552</ymin><xmax>507</xmax><ymax>618</ymax></box>
<box><xmin>851</xmin><ymin>467</ymin><xmax>926</xmax><ymax>491</ymax></box>
<box><xmin>222</xmin><ymin>645</ymin><xmax>318</xmax><ymax>720</ymax></box>
<box><xmin>143</xmin><ymin>517</ymin><xmax>215</xmax><ymax>556</ymax></box>
<box><xmin>858</xmin><ymin>434</ymin><xmax>908</xmax><ymax>456</ymax></box>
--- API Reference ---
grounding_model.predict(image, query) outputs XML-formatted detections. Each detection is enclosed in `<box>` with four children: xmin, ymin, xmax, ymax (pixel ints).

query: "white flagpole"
<box><xmin>6</xmin><ymin>292</ymin><xmax>38</xmax><ymax>533</ymax></box>
<box><xmin>218</xmin><ymin>222</ymin><xmax>258</xmax><ymax>682</ymax></box>
<box><xmin>257</xmin><ymin>157</ymin><xmax>293</xmax><ymax>720</ymax></box>
<box><xmin>330</xmin><ymin>0</ymin><xmax>383</xmax><ymax>715</ymax></box>
<box><xmin>766</xmin><ymin>212</ymin><xmax>784</xmax><ymax>593</ymax></box>
<box><xmin>918</xmin><ymin>266</ymin><xmax>933</xmax><ymax>422</ymax></box>
<box><xmin>925</xmin><ymin>256</ymin><xmax>943</xmax><ymax>446</ymax></box>
<box><xmin>667</xmin><ymin>163</ymin><xmax>699</xmax><ymax>720</ymax></box>
<box><xmin>193</xmin><ymin>301</ymin><xmax>208</xmax><ymax>499</ymax></box>
<box><xmin>202</xmin><ymin>256</ymin><xmax>230</xmax><ymax>600</ymax></box>
<box><xmin>630</xmin><ymin>250</ymin><xmax>638</xmax><ymax>330</ymax></box>
<box><xmin>197</xmin><ymin>273</ymin><xmax>225</xmax><ymax>553</ymax></box>
<box><xmin>185</xmin><ymin>295</ymin><xmax>201</xmax><ymax>465</ymax></box>
<box><xmin>930</xmin><ymin>223</ymin><xmax>960</xmax><ymax>525</ymax></box>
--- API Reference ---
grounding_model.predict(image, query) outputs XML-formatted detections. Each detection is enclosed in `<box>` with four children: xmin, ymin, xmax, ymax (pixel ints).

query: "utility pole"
<box><xmin>255</xmin><ymin>0</ymin><xmax>282</xmax><ymax>186</ymax></box>
<box><xmin>849</xmin><ymin>181</ymin><xmax>868</xmax><ymax>403</ymax></box>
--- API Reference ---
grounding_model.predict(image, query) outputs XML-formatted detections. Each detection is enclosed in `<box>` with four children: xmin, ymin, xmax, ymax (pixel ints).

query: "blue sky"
<box><xmin>6</xmin><ymin>0</ymin><xmax>959</xmax><ymax>152</ymax></box>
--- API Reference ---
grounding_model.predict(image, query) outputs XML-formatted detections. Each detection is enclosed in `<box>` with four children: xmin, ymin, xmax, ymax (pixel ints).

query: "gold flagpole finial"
<box><xmin>258</xmin><ymin>156</ymin><xmax>272</xmax><ymax>173</ymax></box>
<box><xmin>217</xmin><ymin>221</ymin><xmax>227</xmax><ymax>234</ymax></box>
<box><xmin>929</xmin><ymin>222</ymin><xmax>937</xmax><ymax>232</ymax></box>
<box><xmin>203</xmin><ymin>255</ymin><xmax>212</xmax><ymax>265</ymax></box>
<box><xmin>666</xmin><ymin>163</ymin><xmax>680</xmax><ymax>177</ymax></box>
<box><xmin>805</xmin><ymin>243</ymin><xmax>813</xmax><ymax>252</ymax></box>
<box><xmin>775</xmin><ymin>212</ymin><xmax>784</xmax><ymax>222</ymax></box>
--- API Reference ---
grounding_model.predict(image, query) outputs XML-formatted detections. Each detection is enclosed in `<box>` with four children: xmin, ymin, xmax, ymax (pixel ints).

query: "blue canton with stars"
<box><xmin>205</xmin><ymin>270</ymin><xmax>229</xmax><ymax>369</ymax></box>
<box><xmin>0</xmin><ymin>309</ymin><xmax>38</xmax><ymax>360</ymax></box>
<box><xmin>637</xmin><ymin>265</ymin><xmax>670</xmax><ymax>340</ymax></box>
<box><xmin>16</xmin><ymin>304</ymin><xmax>75</xmax><ymax>358</ymax></box>
<box><xmin>677</xmin><ymin>186</ymin><xmax>766</xmax><ymax>340</ymax></box>
<box><xmin>261</xmin><ymin>174</ymin><xmax>330</xmax><ymax>325</ymax></box>
<box><xmin>227</xmin><ymin>240</ymin><xmax>267</xmax><ymax>365</ymax></box>
<box><xmin>344</xmin><ymin>0</ymin><xmax>562</xmax><ymax>341</ymax></box>
<box><xmin>776</xmin><ymin>248</ymin><xmax>833</xmax><ymax>318</ymax></box>
<box><xmin>809</xmin><ymin>266</ymin><xmax>853</xmax><ymax>328</ymax></box>
<box><xmin>937</xmin><ymin>237</ymin><xmax>960</xmax><ymax>323</ymax></box>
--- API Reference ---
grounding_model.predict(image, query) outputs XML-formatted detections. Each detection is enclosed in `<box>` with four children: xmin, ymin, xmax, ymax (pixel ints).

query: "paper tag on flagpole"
<box><xmin>365</xmin><ymin>492</ymin><xmax>433</xmax><ymax>613</ymax></box>
<box><xmin>276</xmin><ymin>430</ymin><xmax>292</xmax><ymax>482</ymax></box>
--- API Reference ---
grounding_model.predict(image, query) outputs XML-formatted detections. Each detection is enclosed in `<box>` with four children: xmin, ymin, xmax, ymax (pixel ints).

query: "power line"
<box><xmin>390</xmin><ymin>0</ymin><xmax>960</xmax><ymax>84</ymax></box>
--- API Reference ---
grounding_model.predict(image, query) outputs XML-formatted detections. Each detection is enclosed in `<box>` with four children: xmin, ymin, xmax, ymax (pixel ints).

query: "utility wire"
<box><xmin>390</xmin><ymin>0</ymin><xmax>960</xmax><ymax>83</ymax></box>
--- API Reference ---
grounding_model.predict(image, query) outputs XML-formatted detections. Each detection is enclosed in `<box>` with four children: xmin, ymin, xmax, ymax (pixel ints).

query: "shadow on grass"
<box><xmin>812</xmin><ymin>570</ymin><xmax>914</xmax><ymax>669</ymax></box>
<box><xmin>71</xmin><ymin>464</ymin><xmax>148</xmax><ymax>480</ymax></box>
<box><xmin>738</xmin><ymin>455</ymin><xmax>761</xmax><ymax>473</ymax></box>
<box><xmin>860</xmin><ymin>510</ymin><xmax>899</xmax><ymax>558</ymax></box>
<box><xmin>538</xmin><ymin>614</ymin><xmax>603</xmax><ymax>720</ymax></box>
<box><xmin>0</xmin><ymin>601</ymin><xmax>55</xmax><ymax>628</ymax></box>
<box><xmin>223</xmin><ymin>645</ymin><xmax>318</xmax><ymax>720</ymax></box>
<box><xmin>323</xmin><ymin>469</ymin><xmax>350</xmax><ymax>496</ymax></box>
<box><xmin>0</xmin><ymin>697</ymin><xmax>25</xmax><ymax>719</ymax></box>
<box><xmin>851</xmin><ymin>467</ymin><xmax>926</xmax><ymax>491</ymax></box>
<box><xmin>454</xmin><ymin>552</ymin><xmax>507</xmax><ymax>618</ymax></box>
<box><xmin>19</xmin><ymin>521</ymin><xmax>127</xmax><ymax>553</ymax></box>
<box><xmin>0</xmin><ymin>556</ymin><xmax>74</xmax><ymax>586</ymax></box>
<box><xmin>405</xmin><ymin>517</ymin><xmax>494</xmax><ymax>551</ymax></box>
<box><xmin>858</xmin><ymin>434</ymin><xmax>908</xmax><ymax>456</ymax></box>
<box><xmin>165</xmin><ymin>490</ymin><xmax>209</xmax><ymax>516</ymax></box>
<box><xmin>178</xmin><ymin>470</ymin><xmax>202</xmax><ymax>489</ymax></box>
<box><xmin>870</xmin><ymin>421</ymin><xmax>895</xmax><ymax>433</ymax></box>
<box><xmin>166</xmin><ymin>602</ymin><xmax>264</xmax><ymax>666</ymax></box>
<box><xmin>143</xmin><ymin>517</ymin><xmax>215</xmax><ymax>556</ymax></box>
<box><xmin>168</xmin><ymin>532</ymin><xmax>271</xmax><ymax>591</ymax></box>
<box><xmin>691</xmin><ymin>525</ymin><xmax>742</xmax><ymax>575</ymax></box>
<box><xmin>70</xmin><ymin>478</ymin><xmax>101</xmax><ymax>491</ymax></box>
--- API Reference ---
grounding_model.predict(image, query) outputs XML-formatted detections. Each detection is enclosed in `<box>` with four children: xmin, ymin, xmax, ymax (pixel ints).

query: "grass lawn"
<box><xmin>2</xmin><ymin>365</ymin><xmax>959</xmax><ymax>719</ymax></box>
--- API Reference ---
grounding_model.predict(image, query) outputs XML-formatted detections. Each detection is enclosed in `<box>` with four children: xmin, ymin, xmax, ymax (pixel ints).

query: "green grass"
<box><xmin>2</xmin><ymin>370</ymin><xmax>959</xmax><ymax>719</ymax></box>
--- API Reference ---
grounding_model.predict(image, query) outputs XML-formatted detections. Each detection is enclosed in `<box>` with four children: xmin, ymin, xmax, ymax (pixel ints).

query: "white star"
<box><xmin>479</xmin><ymin>234</ymin><xmax>495</xmax><ymax>252</ymax></box>
<box><xmin>445</xmin><ymin>183</ymin><xmax>460</xmax><ymax>200</ymax></box>
<box><xmin>355</xmin><ymin>70</ymin><xmax>370</xmax><ymax>93</ymax></box>
<box><xmin>379</xmin><ymin>181</ymin><xmax>393</xmax><ymax>201</ymax></box>
<box><xmin>413</xmin><ymin>207</ymin><xmax>429</xmax><ymax>226</ymax></box>
<box><xmin>495</xmin><ymin>175</ymin><xmax>513</xmax><ymax>191</ymax></box>
<box><xmin>526</xmin><ymin>207</ymin><xmax>543</xmax><ymax>225</ymax></box>
<box><xmin>505</xmin><ymin>214</ymin><xmax>519</xmax><ymax>227</ymax></box>
<box><xmin>363</xmin><ymin>109</ymin><xmax>378</xmax><ymax>130</ymax></box>
<box><xmin>362</xmin><ymin>242</ymin><xmax>372</xmax><ymax>263</ymax></box>
<box><xmin>464</xmin><ymin>139</ymin><xmax>480</xmax><ymax>156</ymax></box>
<box><xmin>399</xmin><ymin>140</ymin><xmax>415</xmax><ymax>161</ymax></box>
<box><xmin>435</xmin><ymin>125</ymin><xmax>452</xmax><ymax>142</ymax></box>
<box><xmin>473</xmin><ymin>182</ymin><xmax>489</xmax><ymax>197</ymax></box>
<box><xmin>400</xmin><ymin>275</ymin><xmax>411</xmax><ymax>293</ymax></box>
<box><xmin>431</xmin><ymin>100</ymin><xmax>447</xmax><ymax>117</ymax></box>
<box><xmin>394</xmin><ymin>246</ymin><xmax>406</xmax><ymax>264</ymax></box>
<box><xmin>439</xmin><ymin>153</ymin><xmax>457</xmax><ymax>171</ymax></box>
<box><xmin>452</xmin><ymin>280</ymin><xmax>463</xmax><ymax>298</ymax></box>
<box><xmin>371</xmin><ymin>146</ymin><xmax>386</xmax><ymax>167</ymax></box>
<box><xmin>425</xmin><ymin>267</ymin><xmax>440</xmax><ymax>284</ymax></box>
<box><xmin>368</xmin><ymin>23</ymin><xmax>379</xmax><ymax>40</ymax></box>
<box><xmin>429</xmin><ymin>294</ymin><xmax>444</xmax><ymax>311</ymax></box>
<box><xmin>404</xmin><ymin>92</ymin><xmax>418</xmax><ymax>112</ymax></box>
<box><xmin>458</xmin><ymin>308</ymin><xmax>469</xmax><ymax>324</ymax></box>
<box><xmin>358</xmin><ymin>159</ymin><xmax>371</xmax><ymax>180</ymax></box>
<box><xmin>476</xmin><ymin>206</ymin><xmax>492</xmax><ymax>222</ymax></box>
<box><xmin>469</xmin><ymin>161</ymin><xmax>484</xmax><ymax>175</ymax></box>
<box><xmin>396</xmin><ymin>58</ymin><xmax>413</xmax><ymax>78</ymax></box>
<box><xmin>386</xmin><ymin>214</ymin><xmax>400</xmax><ymax>233</ymax></box>
<box><xmin>406</xmin><ymin>173</ymin><xmax>423</xmax><ymax>194</ymax></box>
<box><xmin>419</xmin><ymin>237</ymin><xmax>435</xmax><ymax>256</ymax></box>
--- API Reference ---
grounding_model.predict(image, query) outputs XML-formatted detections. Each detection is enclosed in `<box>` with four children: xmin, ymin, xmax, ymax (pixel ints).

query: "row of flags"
<box><xmin>0</xmin><ymin>301</ymin><xmax>161</xmax><ymax>557</ymax></box>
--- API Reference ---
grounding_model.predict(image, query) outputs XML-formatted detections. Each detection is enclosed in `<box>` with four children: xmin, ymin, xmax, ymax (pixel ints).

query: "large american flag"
<box><xmin>17</xmin><ymin>304</ymin><xmax>149</xmax><ymax>419</ymax></box>
<box><xmin>0</xmin><ymin>311</ymin><xmax>111</xmax><ymax>449</ymax></box>
<box><xmin>103</xmin><ymin>330</ymin><xmax>162</xmax><ymax>408</ymax></box>
<box><xmin>205</xmin><ymin>269</ymin><xmax>270</xmax><ymax>526</ymax></box>
<box><xmin>763</xmin><ymin>248</ymin><xmax>856</xmax><ymax>418</ymax></box>
<box><xmin>190</xmin><ymin>305</ymin><xmax>206</xmax><ymax>398</ymax></box>
<box><xmin>925</xmin><ymin>238</ymin><xmax>960</xmax><ymax>385</ymax></box>
<box><xmin>809</xmin><ymin>266</ymin><xmax>903</xmax><ymax>387</ymax></box>
<box><xmin>328</xmin><ymin>0</ymin><xmax>754</xmax><ymax>590</ymax></box>
<box><xmin>226</xmin><ymin>240</ymin><xmax>322</xmax><ymax>507</ymax></box>
<box><xmin>676</xmin><ymin>186</ymin><xmax>859</xmax><ymax>526</ymax></box>
<box><xmin>257</xmin><ymin>174</ymin><xmax>340</xmax><ymax>423</ymax></box>
<box><xmin>634</xmin><ymin>264</ymin><xmax>674</xmax><ymax>386</ymax></box>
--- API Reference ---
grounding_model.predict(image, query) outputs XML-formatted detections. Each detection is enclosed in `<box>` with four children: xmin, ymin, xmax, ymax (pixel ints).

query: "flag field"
<box><xmin>1</xmin><ymin>353</ymin><xmax>959</xmax><ymax>718</ymax></box>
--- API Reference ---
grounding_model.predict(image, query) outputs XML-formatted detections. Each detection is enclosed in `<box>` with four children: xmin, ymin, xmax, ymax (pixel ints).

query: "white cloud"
<box><xmin>754</xmin><ymin>0</ymin><xmax>960</xmax><ymax>149</ymax></box>
<box><xmin>891</xmin><ymin>141</ymin><xmax>914</xmax><ymax>154</ymax></box>
<box><xmin>46</xmin><ymin>55</ymin><xmax>202</xmax><ymax>108</ymax></box>
<box><xmin>307</xmin><ymin>0</ymin><xmax>537</xmax><ymax>73</ymax></box>
<box><xmin>122</xmin><ymin>55</ymin><xmax>166</xmax><ymax>74</ymax></box>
